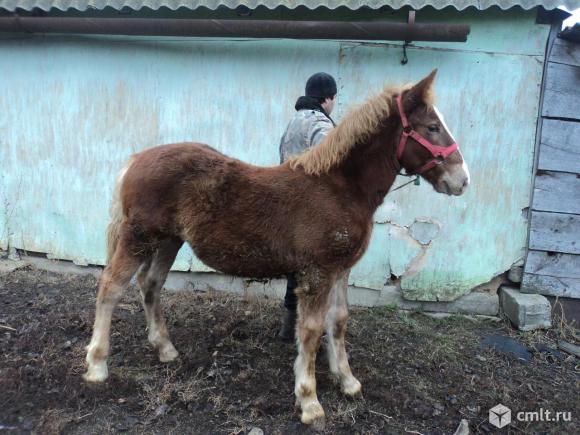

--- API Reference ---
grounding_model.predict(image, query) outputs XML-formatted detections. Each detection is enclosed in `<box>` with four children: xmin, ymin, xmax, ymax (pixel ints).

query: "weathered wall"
<box><xmin>0</xmin><ymin>8</ymin><xmax>550</xmax><ymax>301</ymax></box>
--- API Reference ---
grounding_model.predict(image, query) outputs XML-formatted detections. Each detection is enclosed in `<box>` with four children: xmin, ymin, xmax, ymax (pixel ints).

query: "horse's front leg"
<box><xmin>294</xmin><ymin>277</ymin><xmax>332</xmax><ymax>429</ymax></box>
<box><xmin>325</xmin><ymin>270</ymin><xmax>362</xmax><ymax>397</ymax></box>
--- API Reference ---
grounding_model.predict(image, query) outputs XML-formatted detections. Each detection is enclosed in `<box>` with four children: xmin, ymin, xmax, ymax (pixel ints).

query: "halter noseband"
<box><xmin>396</xmin><ymin>94</ymin><xmax>459</xmax><ymax>175</ymax></box>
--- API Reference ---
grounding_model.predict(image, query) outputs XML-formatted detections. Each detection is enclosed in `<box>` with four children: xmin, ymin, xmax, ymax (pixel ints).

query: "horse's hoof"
<box><xmin>159</xmin><ymin>344</ymin><xmax>179</xmax><ymax>363</ymax></box>
<box><xmin>303</xmin><ymin>413</ymin><xmax>326</xmax><ymax>431</ymax></box>
<box><xmin>342</xmin><ymin>377</ymin><xmax>362</xmax><ymax>398</ymax></box>
<box><xmin>83</xmin><ymin>362</ymin><xmax>108</xmax><ymax>383</ymax></box>
<box><xmin>300</xmin><ymin>401</ymin><xmax>326</xmax><ymax>431</ymax></box>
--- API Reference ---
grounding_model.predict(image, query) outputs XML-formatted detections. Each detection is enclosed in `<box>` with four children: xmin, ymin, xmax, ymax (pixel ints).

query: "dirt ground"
<box><xmin>1</xmin><ymin>266</ymin><xmax>578</xmax><ymax>435</ymax></box>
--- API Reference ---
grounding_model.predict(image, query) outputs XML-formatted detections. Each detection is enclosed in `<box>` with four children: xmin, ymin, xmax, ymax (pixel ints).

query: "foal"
<box><xmin>84</xmin><ymin>70</ymin><xmax>469</xmax><ymax>428</ymax></box>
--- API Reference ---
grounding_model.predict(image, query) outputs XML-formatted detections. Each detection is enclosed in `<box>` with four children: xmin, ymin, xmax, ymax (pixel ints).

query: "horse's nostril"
<box><xmin>442</xmin><ymin>181</ymin><xmax>451</xmax><ymax>195</ymax></box>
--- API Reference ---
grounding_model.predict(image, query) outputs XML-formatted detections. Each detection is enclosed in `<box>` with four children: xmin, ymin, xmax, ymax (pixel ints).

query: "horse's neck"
<box><xmin>339</xmin><ymin>128</ymin><xmax>398</xmax><ymax>213</ymax></box>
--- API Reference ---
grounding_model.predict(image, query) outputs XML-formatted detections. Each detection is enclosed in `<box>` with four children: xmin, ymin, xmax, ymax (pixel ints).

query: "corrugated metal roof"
<box><xmin>1</xmin><ymin>1</ymin><xmax>576</xmax><ymax>12</ymax></box>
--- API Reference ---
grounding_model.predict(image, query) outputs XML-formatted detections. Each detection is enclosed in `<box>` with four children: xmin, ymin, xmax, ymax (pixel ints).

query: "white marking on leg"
<box><xmin>84</xmin><ymin>253</ymin><xmax>140</xmax><ymax>383</ymax></box>
<box><xmin>326</xmin><ymin>327</ymin><xmax>341</xmax><ymax>378</ymax></box>
<box><xmin>294</xmin><ymin>339</ymin><xmax>317</xmax><ymax>399</ymax></box>
<box><xmin>83</xmin><ymin>351</ymin><xmax>109</xmax><ymax>382</ymax></box>
<box><xmin>148</xmin><ymin>321</ymin><xmax>179</xmax><ymax>362</ymax></box>
<box><xmin>325</xmin><ymin>294</ymin><xmax>343</xmax><ymax>381</ymax></box>
<box><xmin>159</xmin><ymin>342</ymin><xmax>179</xmax><ymax>362</ymax></box>
<box><xmin>294</xmin><ymin>345</ymin><xmax>324</xmax><ymax>426</ymax></box>
<box><xmin>324</xmin><ymin>273</ymin><xmax>362</xmax><ymax>397</ymax></box>
<box><xmin>84</xmin><ymin>292</ymin><xmax>119</xmax><ymax>382</ymax></box>
<box><xmin>139</xmin><ymin>251</ymin><xmax>179</xmax><ymax>363</ymax></box>
<box><xmin>294</xmin><ymin>317</ymin><xmax>325</xmax><ymax>427</ymax></box>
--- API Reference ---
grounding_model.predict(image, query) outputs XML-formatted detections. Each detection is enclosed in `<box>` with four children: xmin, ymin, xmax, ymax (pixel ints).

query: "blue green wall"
<box><xmin>0</xmin><ymin>8</ymin><xmax>549</xmax><ymax>301</ymax></box>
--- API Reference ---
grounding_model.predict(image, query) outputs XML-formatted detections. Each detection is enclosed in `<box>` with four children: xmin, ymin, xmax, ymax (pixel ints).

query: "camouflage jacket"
<box><xmin>279</xmin><ymin>109</ymin><xmax>334</xmax><ymax>163</ymax></box>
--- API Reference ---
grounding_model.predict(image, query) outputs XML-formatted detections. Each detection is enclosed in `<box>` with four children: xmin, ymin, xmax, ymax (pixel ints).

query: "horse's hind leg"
<box><xmin>136</xmin><ymin>238</ymin><xmax>182</xmax><ymax>363</ymax></box>
<box><xmin>325</xmin><ymin>270</ymin><xmax>362</xmax><ymax>397</ymax></box>
<box><xmin>84</xmin><ymin>232</ymin><xmax>143</xmax><ymax>382</ymax></box>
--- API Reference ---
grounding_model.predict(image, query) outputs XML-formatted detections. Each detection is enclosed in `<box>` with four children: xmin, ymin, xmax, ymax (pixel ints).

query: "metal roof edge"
<box><xmin>0</xmin><ymin>1</ymin><xmax>574</xmax><ymax>13</ymax></box>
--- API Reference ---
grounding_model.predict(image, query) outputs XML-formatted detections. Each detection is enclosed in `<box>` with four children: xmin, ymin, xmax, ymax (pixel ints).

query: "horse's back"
<box><xmin>119</xmin><ymin>143</ymin><xmax>228</xmax><ymax>234</ymax></box>
<box><xmin>119</xmin><ymin>141</ymin><xmax>288</xmax><ymax>229</ymax></box>
<box><xmin>131</xmin><ymin>142</ymin><xmax>228</xmax><ymax>174</ymax></box>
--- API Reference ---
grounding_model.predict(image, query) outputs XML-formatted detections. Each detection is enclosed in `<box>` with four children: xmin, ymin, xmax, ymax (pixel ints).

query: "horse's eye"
<box><xmin>428</xmin><ymin>125</ymin><xmax>440</xmax><ymax>133</ymax></box>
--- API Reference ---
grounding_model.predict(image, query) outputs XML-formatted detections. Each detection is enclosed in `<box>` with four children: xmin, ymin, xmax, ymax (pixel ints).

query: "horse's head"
<box><xmin>396</xmin><ymin>70</ymin><xmax>469</xmax><ymax>196</ymax></box>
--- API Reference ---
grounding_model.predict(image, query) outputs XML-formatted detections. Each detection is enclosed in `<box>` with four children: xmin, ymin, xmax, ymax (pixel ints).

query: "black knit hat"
<box><xmin>305</xmin><ymin>72</ymin><xmax>337</xmax><ymax>99</ymax></box>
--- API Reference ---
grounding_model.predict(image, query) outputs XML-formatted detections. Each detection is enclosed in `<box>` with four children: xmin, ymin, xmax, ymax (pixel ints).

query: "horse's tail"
<box><xmin>106</xmin><ymin>158</ymin><xmax>133</xmax><ymax>264</ymax></box>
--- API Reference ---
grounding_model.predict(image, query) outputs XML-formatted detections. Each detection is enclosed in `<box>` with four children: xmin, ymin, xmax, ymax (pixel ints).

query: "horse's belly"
<box><xmin>189</xmin><ymin>242</ymin><xmax>291</xmax><ymax>279</ymax></box>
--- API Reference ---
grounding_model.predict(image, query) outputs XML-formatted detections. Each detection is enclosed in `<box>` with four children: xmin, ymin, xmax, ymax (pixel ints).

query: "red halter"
<box><xmin>396</xmin><ymin>94</ymin><xmax>459</xmax><ymax>174</ymax></box>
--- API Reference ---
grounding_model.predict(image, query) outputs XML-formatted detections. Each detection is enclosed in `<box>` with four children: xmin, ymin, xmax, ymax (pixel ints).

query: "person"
<box><xmin>278</xmin><ymin>72</ymin><xmax>338</xmax><ymax>341</ymax></box>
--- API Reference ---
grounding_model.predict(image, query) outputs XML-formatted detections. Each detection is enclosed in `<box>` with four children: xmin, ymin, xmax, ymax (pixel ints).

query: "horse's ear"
<box><xmin>403</xmin><ymin>69</ymin><xmax>437</xmax><ymax>111</ymax></box>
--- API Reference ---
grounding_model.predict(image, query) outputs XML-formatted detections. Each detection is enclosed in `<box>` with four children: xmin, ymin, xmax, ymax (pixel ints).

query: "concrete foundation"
<box><xmin>500</xmin><ymin>286</ymin><xmax>552</xmax><ymax>331</ymax></box>
<box><xmin>0</xmin><ymin>255</ymin><xmax>500</xmax><ymax>316</ymax></box>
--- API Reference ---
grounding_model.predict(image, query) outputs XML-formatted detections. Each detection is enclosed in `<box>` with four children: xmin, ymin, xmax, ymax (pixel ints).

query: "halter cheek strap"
<box><xmin>396</xmin><ymin>95</ymin><xmax>459</xmax><ymax>175</ymax></box>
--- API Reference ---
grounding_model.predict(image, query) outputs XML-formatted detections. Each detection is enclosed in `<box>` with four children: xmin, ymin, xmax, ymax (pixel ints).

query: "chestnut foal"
<box><xmin>84</xmin><ymin>70</ymin><xmax>469</xmax><ymax>428</ymax></box>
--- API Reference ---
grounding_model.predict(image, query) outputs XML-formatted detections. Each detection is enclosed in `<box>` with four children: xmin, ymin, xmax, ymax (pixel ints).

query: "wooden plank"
<box><xmin>529</xmin><ymin>211</ymin><xmax>580</xmax><ymax>255</ymax></box>
<box><xmin>532</xmin><ymin>171</ymin><xmax>580</xmax><ymax>214</ymax></box>
<box><xmin>538</xmin><ymin>119</ymin><xmax>580</xmax><ymax>173</ymax></box>
<box><xmin>522</xmin><ymin>273</ymin><xmax>580</xmax><ymax>298</ymax></box>
<box><xmin>550</xmin><ymin>37</ymin><xmax>580</xmax><ymax>67</ymax></box>
<box><xmin>525</xmin><ymin>250</ymin><xmax>580</xmax><ymax>279</ymax></box>
<box><xmin>541</xmin><ymin>63</ymin><xmax>580</xmax><ymax>119</ymax></box>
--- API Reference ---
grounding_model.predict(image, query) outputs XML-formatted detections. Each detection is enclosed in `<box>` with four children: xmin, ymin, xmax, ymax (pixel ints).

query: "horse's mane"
<box><xmin>289</xmin><ymin>82</ymin><xmax>434</xmax><ymax>176</ymax></box>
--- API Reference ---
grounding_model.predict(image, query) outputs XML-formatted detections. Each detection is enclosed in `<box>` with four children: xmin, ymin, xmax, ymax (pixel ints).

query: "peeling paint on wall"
<box><xmin>410</xmin><ymin>219</ymin><xmax>441</xmax><ymax>246</ymax></box>
<box><xmin>350</xmin><ymin>223</ymin><xmax>391</xmax><ymax>290</ymax></box>
<box><xmin>380</xmin><ymin>218</ymin><xmax>439</xmax><ymax>284</ymax></box>
<box><xmin>387</xmin><ymin>221</ymin><xmax>422</xmax><ymax>278</ymax></box>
